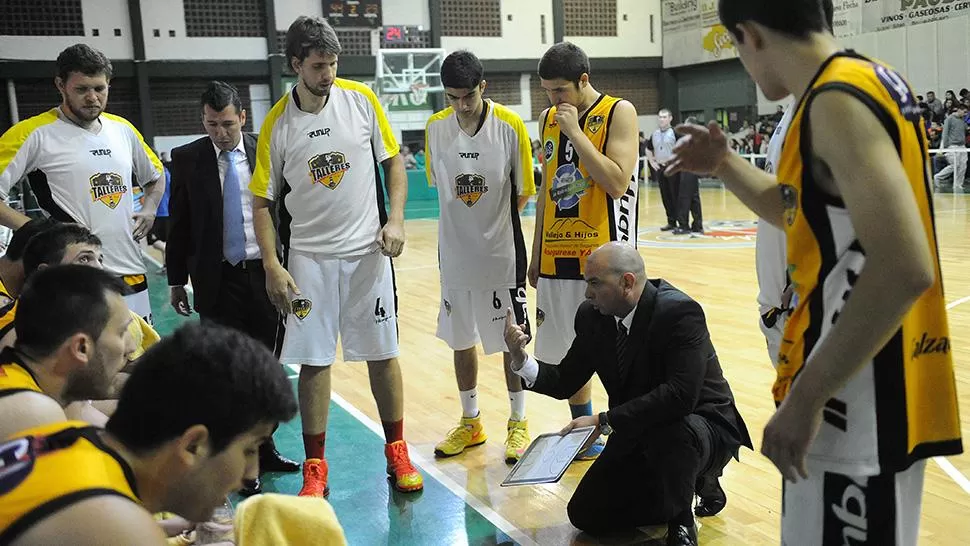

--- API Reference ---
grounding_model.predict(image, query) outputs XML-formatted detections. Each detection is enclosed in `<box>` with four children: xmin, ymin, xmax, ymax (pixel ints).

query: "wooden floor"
<box><xmin>325</xmin><ymin>186</ymin><xmax>970</xmax><ymax>545</ymax></box>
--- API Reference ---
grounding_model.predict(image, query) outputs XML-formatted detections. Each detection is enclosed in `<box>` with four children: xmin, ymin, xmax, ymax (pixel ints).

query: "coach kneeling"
<box><xmin>504</xmin><ymin>242</ymin><xmax>751</xmax><ymax>546</ymax></box>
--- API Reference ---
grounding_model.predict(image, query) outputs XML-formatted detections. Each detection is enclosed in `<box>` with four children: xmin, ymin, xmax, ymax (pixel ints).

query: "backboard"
<box><xmin>375</xmin><ymin>48</ymin><xmax>446</xmax><ymax>95</ymax></box>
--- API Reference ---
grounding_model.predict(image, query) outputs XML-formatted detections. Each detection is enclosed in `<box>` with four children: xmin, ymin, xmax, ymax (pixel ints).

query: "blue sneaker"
<box><xmin>574</xmin><ymin>436</ymin><xmax>605</xmax><ymax>461</ymax></box>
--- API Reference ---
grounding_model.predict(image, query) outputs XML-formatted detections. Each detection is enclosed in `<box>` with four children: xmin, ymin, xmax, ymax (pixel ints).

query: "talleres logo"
<box><xmin>550</xmin><ymin>164</ymin><xmax>590</xmax><ymax>210</ymax></box>
<box><xmin>308</xmin><ymin>152</ymin><xmax>351</xmax><ymax>189</ymax></box>
<box><xmin>89</xmin><ymin>172</ymin><xmax>127</xmax><ymax>209</ymax></box>
<box><xmin>454</xmin><ymin>173</ymin><xmax>488</xmax><ymax>207</ymax></box>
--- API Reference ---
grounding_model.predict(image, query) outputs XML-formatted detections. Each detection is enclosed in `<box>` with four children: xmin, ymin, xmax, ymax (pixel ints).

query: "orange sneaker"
<box><xmin>297</xmin><ymin>458</ymin><xmax>330</xmax><ymax>498</ymax></box>
<box><xmin>384</xmin><ymin>441</ymin><xmax>424</xmax><ymax>493</ymax></box>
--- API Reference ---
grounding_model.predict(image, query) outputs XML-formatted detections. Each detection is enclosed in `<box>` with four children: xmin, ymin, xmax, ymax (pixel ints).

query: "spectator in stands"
<box><xmin>934</xmin><ymin>103</ymin><xmax>968</xmax><ymax>189</ymax></box>
<box><xmin>945</xmin><ymin>89</ymin><xmax>957</xmax><ymax>103</ymax></box>
<box><xmin>926</xmin><ymin>91</ymin><xmax>944</xmax><ymax>122</ymax></box>
<box><xmin>772</xmin><ymin>105</ymin><xmax>784</xmax><ymax>122</ymax></box>
<box><xmin>401</xmin><ymin>145</ymin><xmax>417</xmax><ymax>170</ymax></box>
<box><xmin>961</xmin><ymin>88</ymin><xmax>969</xmax><ymax>102</ymax></box>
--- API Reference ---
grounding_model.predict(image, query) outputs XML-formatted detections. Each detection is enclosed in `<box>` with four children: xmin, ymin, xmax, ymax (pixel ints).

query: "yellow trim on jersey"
<box><xmin>0</xmin><ymin>277</ymin><xmax>10</xmax><ymax>303</ymax></box>
<box><xmin>333</xmin><ymin>78</ymin><xmax>400</xmax><ymax>159</ymax></box>
<box><xmin>0</xmin><ymin>300</ymin><xmax>16</xmax><ymax>341</ymax></box>
<box><xmin>0</xmin><ymin>421</ymin><xmax>139</xmax><ymax>543</ymax></box>
<box><xmin>776</xmin><ymin>52</ymin><xmax>961</xmax><ymax>465</ymax></box>
<box><xmin>102</xmin><ymin>112</ymin><xmax>164</xmax><ymax>181</ymax></box>
<box><xmin>250</xmin><ymin>93</ymin><xmax>290</xmax><ymax>200</ymax></box>
<box><xmin>424</xmin><ymin>107</ymin><xmax>454</xmax><ymax>187</ymax></box>
<box><xmin>0</xmin><ymin>109</ymin><xmax>59</xmax><ymax>180</ymax></box>
<box><xmin>491</xmin><ymin>102</ymin><xmax>537</xmax><ymax>197</ymax></box>
<box><xmin>0</xmin><ymin>360</ymin><xmax>41</xmax><ymax>395</ymax></box>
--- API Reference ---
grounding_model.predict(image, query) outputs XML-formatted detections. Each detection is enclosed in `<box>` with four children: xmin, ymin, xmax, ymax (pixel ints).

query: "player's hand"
<box><xmin>527</xmin><ymin>258</ymin><xmax>539</xmax><ymax>288</ymax></box>
<box><xmin>554</xmin><ymin>103</ymin><xmax>582</xmax><ymax>139</ymax></box>
<box><xmin>560</xmin><ymin>416</ymin><xmax>600</xmax><ymax>451</ymax></box>
<box><xmin>131</xmin><ymin>211</ymin><xmax>156</xmax><ymax>241</ymax></box>
<box><xmin>649</xmin><ymin>159</ymin><xmax>661</xmax><ymax>172</ymax></box>
<box><xmin>504</xmin><ymin>308</ymin><xmax>530</xmax><ymax>368</ymax></box>
<box><xmin>761</xmin><ymin>390</ymin><xmax>822</xmax><ymax>483</ymax></box>
<box><xmin>265</xmin><ymin>263</ymin><xmax>300</xmax><ymax>315</ymax></box>
<box><xmin>665</xmin><ymin>121</ymin><xmax>731</xmax><ymax>177</ymax></box>
<box><xmin>170</xmin><ymin>286</ymin><xmax>192</xmax><ymax>316</ymax></box>
<box><xmin>378</xmin><ymin>219</ymin><xmax>406</xmax><ymax>258</ymax></box>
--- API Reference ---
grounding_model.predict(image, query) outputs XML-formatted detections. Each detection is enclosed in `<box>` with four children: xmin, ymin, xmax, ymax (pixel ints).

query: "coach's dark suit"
<box><xmin>166</xmin><ymin>133</ymin><xmax>281</xmax><ymax>351</ymax></box>
<box><xmin>528</xmin><ymin>279</ymin><xmax>752</xmax><ymax>535</ymax></box>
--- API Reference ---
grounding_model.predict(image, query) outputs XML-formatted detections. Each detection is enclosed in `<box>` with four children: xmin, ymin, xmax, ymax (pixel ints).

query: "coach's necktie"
<box><xmin>616</xmin><ymin>321</ymin><xmax>629</xmax><ymax>380</ymax></box>
<box><xmin>221</xmin><ymin>150</ymin><xmax>247</xmax><ymax>265</ymax></box>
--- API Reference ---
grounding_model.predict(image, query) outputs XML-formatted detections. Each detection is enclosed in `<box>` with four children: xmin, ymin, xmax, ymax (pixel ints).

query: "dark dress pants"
<box><xmin>657</xmin><ymin>169</ymin><xmax>680</xmax><ymax>227</ymax></box>
<box><xmin>566</xmin><ymin>414</ymin><xmax>734</xmax><ymax>535</ymax></box>
<box><xmin>200</xmin><ymin>260</ymin><xmax>283</xmax><ymax>355</ymax></box>
<box><xmin>676</xmin><ymin>172</ymin><xmax>704</xmax><ymax>231</ymax></box>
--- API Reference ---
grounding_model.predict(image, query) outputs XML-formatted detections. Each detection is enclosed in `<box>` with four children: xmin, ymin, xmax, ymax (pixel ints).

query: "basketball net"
<box><xmin>409</xmin><ymin>83</ymin><xmax>429</xmax><ymax>106</ymax></box>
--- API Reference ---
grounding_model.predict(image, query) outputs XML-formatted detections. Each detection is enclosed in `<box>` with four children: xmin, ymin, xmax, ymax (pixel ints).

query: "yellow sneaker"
<box><xmin>385</xmin><ymin>440</ymin><xmax>424</xmax><ymax>492</ymax></box>
<box><xmin>504</xmin><ymin>418</ymin><xmax>530</xmax><ymax>464</ymax></box>
<box><xmin>434</xmin><ymin>414</ymin><xmax>487</xmax><ymax>458</ymax></box>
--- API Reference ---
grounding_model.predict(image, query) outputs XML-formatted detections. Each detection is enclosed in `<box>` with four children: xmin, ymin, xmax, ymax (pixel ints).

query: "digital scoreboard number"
<box><xmin>325</xmin><ymin>0</ymin><xmax>382</xmax><ymax>28</ymax></box>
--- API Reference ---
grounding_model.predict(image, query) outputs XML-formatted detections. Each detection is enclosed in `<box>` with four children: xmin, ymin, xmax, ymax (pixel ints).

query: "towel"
<box><xmin>126</xmin><ymin>311</ymin><xmax>160</xmax><ymax>361</ymax></box>
<box><xmin>234</xmin><ymin>493</ymin><xmax>347</xmax><ymax>546</ymax></box>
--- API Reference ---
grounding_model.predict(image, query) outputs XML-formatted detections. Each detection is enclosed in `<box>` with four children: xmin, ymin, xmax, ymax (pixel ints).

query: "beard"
<box><xmin>303</xmin><ymin>81</ymin><xmax>331</xmax><ymax>98</ymax></box>
<box><xmin>61</xmin><ymin>350</ymin><xmax>115</xmax><ymax>402</ymax></box>
<box><xmin>66</xmin><ymin>97</ymin><xmax>105</xmax><ymax>124</ymax></box>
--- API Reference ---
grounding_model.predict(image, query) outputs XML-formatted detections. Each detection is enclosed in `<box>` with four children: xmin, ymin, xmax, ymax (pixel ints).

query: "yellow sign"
<box><xmin>702</xmin><ymin>25</ymin><xmax>735</xmax><ymax>59</ymax></box>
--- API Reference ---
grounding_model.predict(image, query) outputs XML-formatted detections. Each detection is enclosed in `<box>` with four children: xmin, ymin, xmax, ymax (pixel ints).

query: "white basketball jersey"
<box><xmin>426</xmin><ymin>100</ymin><xmax>536</xmax><ymax>289</ymax></box>
<box><xmin>755</xmin><ymin>106</ymin><xmax>793</xmax><ymax>315</ymax></box>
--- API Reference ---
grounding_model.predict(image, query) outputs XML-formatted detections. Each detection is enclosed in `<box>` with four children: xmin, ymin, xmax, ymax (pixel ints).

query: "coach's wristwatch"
<box><xmin>597</xmin><ymin>412</ymin><xmax>612</xmax><ymax>436</ymax></box>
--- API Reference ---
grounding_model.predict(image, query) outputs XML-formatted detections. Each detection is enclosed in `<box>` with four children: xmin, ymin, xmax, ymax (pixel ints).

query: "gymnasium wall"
<box><xmin>0</xmin><ymin>0</ymin><xmax>133</xmax><ymax>60</ymax></box>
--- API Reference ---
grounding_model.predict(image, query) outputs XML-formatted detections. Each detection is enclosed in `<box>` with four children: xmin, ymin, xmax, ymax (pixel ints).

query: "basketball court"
<box><xmin>145</xmin><ymin>184</ymin><xmax>970</xmax><ymax>546</ymax></box>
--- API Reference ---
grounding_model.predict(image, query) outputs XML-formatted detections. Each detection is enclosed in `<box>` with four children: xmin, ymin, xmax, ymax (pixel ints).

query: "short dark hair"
<box><xmin>538</xmin><ymin>42</ymin><xmax>590</xmax><ymax>84</ymax></box>
<box><xmin>285</xmin><ymin>16</ymin><xmax>341</xmax><ymax>66</ymax></box>
<box><xmin>719</xmin><ymin>0</ymin><xmax>829</xmax><ymax>42</ymax></box>
<box><xmin>23</xmin><ymin>223</ymin><xmax>102</xmax><ymax>278</ymax></box>
<box><xmin>441</xmin><ymin>50</ymin><xmax>484</xmax><ymax>90</ymax></box>
<box><xmin>4</xmin><ymin>218</ymin><xmax>58</xmax><ymax>262</ymax></box>
<box><xmin>961</xmin><ymin>88</ymin><xmax>969</xmax><ymax>97</ymax></box>
<box><xmin>106</xmin><ymin>323</ymin><xmax>298</xmax><ymax>454</ymax></box>
<box><xmin>56</xmin><ymin>43</ymin><xmax>113</xmax><ymax>83</ymax></box>
<box><xmin>201</xmin><ymin>81</ymin><xmax>243</xmax><ymax>114</ymax></box>
<box><xmin>16</xmin><ymin>265</ymin><xmax>129</xmax><ymax>357</ymax></box>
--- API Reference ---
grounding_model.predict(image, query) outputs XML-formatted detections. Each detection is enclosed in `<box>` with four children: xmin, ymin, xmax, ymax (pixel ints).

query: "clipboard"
<box><xmin>500</xmin><ymin>426</ymin><xmax>596</xmax><ymax>487</ymax></box>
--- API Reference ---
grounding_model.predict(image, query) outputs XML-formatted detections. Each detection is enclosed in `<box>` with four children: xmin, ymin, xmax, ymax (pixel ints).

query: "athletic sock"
<box><xmin>509</xmin><ymin>390</ymin><xmax>526</xmax><ymax>421</ymax></box>
<box><xmin>459</xmin><ymin>388</ymin><xmax>479</xmax><ymax>418</ymax></box>
<box><xmin>382</xmin><ymin>418</ymin><xmax>404</xmax><ymax>444</ymax></box>
<box><xmin>303</xmin><ymin>431</ymin><xmax>326</xmax><ymax>460</ymax></box>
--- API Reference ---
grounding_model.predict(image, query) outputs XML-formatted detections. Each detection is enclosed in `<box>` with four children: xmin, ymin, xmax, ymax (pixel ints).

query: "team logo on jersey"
<box><xmin>455</xmin><ymin>173</ymin><xmax>488</xmax><ymax>207</ymax></box>
<box><xmin>780</xmin><ymin>184</ymin><xmax>798</xmax><ymax>226</ymax></box>
<box><xmin>587</xmin><ymin>115</ymin><xmax>604</xmax><ymax>134</ymax></box>
<box><xmin>543</xmin><ymin>139</ymin><xmax>555</xmax><ymax>161</ymax></box>
<box><xmin>89</xmin><ymin>173</ymin><xmax>127</xmax><ymax>209</ymax></box>
<box><xmin>292</xmin><ymin>298</ymin><xmax>312</xmax><ymax>320</ymax></box>
<box><xmin>308</xmin><ymin>152</ymin><xmax>351</xmax><ymax>189</ymax></box>
<box><xmin>536</xmin><ymin>308</ymin><xmax>545</xmax><ymax>327</ymax></box>
<box><xmin>0</xmin><ymin>437</ymin><xmax>34</xmax><ymax>496</ymax></box>
<box><xmin>443</xmin><ymin>299</ymin><xmax>452</xmax><ymax>316</ymax></box>
<box><xmin>550</xmin><ymin>164</ymin><xmax>590</xmax><ymax>210</ymax></box>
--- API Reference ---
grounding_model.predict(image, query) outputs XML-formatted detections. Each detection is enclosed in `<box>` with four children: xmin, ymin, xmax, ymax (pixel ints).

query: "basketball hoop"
<box><xmin>409</xmin><ymin>83</ymin><xmax>429</xmax><ymax>106</ymax></box>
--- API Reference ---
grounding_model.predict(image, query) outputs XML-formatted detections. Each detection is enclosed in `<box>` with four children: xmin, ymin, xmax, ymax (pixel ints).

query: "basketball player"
<box><xmin>529</xmin><ymin>42</ymin><xmax>640</xmax><ymax>459</ymax></box>
<box><xmin>250</xmin><ymin>16</ymin><xmax>422</xmax><ymax>497</ymax></box>
<box><xmin>0</xmin><ymin>323</ymin><xmax>297</xmax><ymax>545</ymax></box>
<box><xmin>0</xmin><ymin>44</ymin><xmax>164</xmax><ymax>325</ymax></box>
<box><xmin>426</xmin><ymin>51</ymin><xmax>536</xmax><ymax>463</ymax></box>
<box><xmin>0</xmin><ymin>265</ymin><xmax>132</xmax><ymax>440</ymax></box>
<box><xmin>667</xmin><ymin>1</ymin><xmax>962</xmax><ymax>542</ymax></box>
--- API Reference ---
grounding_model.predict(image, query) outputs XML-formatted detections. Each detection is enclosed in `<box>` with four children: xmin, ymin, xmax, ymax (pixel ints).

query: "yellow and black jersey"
<box><xmin>775</xmin><ymin>50</ymin><xmax>962</xmax><ymax>474</ymax></box>
<box><xmin>0</xmin><ymin>348</ymin><xmax>41</xmax><ymax>398</ymax></box>
<box><xmin>0</xmin><ymin>421</ymin><xmax>139</xmax><ymax>543</ymax></box>
<box><xmin>0</xmin><ymin>277</ymin><xmax>13</xmax><ymax>308</ymax></box>
<box><xmin>0</xmin><ymin>299</ymin><xmax>16</xmax><ymax>344</ymax></box>
<box><xmin>538</xmin><ymin>94</ymin><xmax>638</xmax><ymax>280</ymax></box>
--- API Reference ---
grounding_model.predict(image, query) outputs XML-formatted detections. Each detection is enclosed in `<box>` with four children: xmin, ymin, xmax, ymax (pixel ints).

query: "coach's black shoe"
<box><xmin>666</xmin><ymin>522</ymin><xmax>697</xmax><ymax>546</ymax></box>
<box><xmin>694</xmin><ymin>475</ymin><xmax>727</xmax><ymax>517</ymax></box>
<box><xmin>239</xmin><ymin>476</ymin><xmax>261</xmax><ymax>497</ymax></box>
<box><xmin>660</xmin><ymin>224</ymin><xmax>676</xmax><ymax>231</ymax></box>
<box><xmin>259</xmin><ymin>440</ymin><xmax>300</xmax><ymax>473</ymax></box>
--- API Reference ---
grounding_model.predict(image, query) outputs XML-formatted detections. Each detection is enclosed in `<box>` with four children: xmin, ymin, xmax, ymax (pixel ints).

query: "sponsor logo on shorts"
<box><xmin>374</xmin><ymin>297</ymin><xmax>390</xmax><ymax>324</ymax></box>
<box><xmin>912</xmin><ymin>332</ymin><xmax>950</xmax><ymax>359</ymax></box>
<box><xmin>444</xmin><ymin>299</ymin><xmax>452</xmax><ymax>316</ymax></box>
<box><xmin>587</xmin><ymin>115</ymin><xmax>604</xmax><ymax>134</ymax></box>
<box><xmin>292</xmin><ymin>298</ymin><xmax>312</xmax><ymax>320</ymax></box>
<box><xmin>781</xmin><ymin>185</ymin><xmax>798</xmax><ymax>226</ymax></box>
<box><xmin>822</xmin><ymin>472</ymin><xmax>870</xmax><ymax>544</ymax></box>
<box><xmin>89</xmin><ymin>172</ymin><xmax>127</xmax><ymax>209</ymax></box>
<box><xmin>308</xmin><ymin>151</ymin><xmax>351</xmax><ymax>189</ymax></box>
<box><xmin>455</xmin><ymin>173</ymin><xmax>488</xmax><ymax>207</ymax></box>
<box><xmin>536</xmin><ymin>308</ymin><xmax>545</xmax><ymax>327</ymax></box>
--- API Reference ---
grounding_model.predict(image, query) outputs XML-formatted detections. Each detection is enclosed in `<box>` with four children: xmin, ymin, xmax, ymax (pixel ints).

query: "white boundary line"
<box><xmin>931</xmin><ymin>296</ymin><xmax>970</xmax><ymax>494</ymax></box>
<box><xmin>286</xmin><ymin>365</ymin><xmax>537</xmax><ymax>545</ymax></box>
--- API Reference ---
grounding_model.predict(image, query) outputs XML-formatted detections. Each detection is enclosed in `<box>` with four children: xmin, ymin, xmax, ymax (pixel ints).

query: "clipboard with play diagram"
<box><xmin>500</xmin><ymin>426</ymin><xmax>596</xmax><ymax>487</ymax></box>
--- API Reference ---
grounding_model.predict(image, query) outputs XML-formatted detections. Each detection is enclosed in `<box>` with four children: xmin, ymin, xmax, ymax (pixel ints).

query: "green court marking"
<box><xmin>146</xmin><ymin>268</ymin><xmax>518</xmax><ymax>545</ymax></box>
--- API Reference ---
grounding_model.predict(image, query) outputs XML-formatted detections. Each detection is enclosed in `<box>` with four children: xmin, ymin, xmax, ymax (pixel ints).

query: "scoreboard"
<box><xmin>325</xmin><ymin>0</ymin><xmax>382</xmax><ymax>28</ymax></box>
